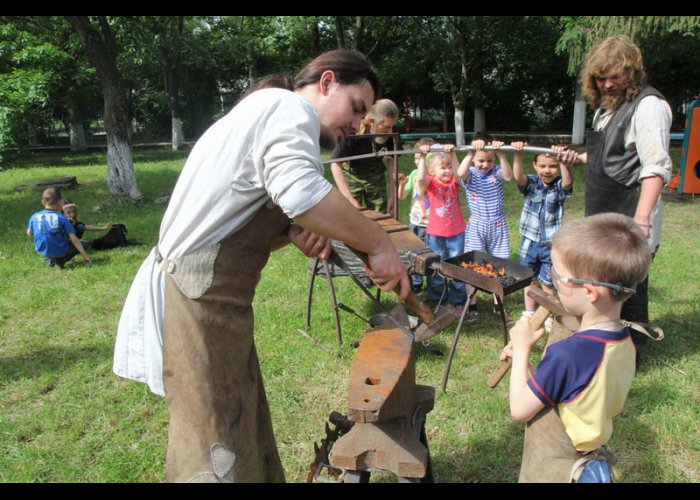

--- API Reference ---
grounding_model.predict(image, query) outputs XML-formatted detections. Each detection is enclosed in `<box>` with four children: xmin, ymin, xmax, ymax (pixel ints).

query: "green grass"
<box><xmin>0</xmin><ymin>147</ymin><xmax>698</xmax><ymax>483</ymax></box>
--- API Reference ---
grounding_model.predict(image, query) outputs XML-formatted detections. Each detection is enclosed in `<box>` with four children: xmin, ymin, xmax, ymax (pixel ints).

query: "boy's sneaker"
<box><xmin>454</xmin><ymin>305</ymin><xmax>465</xmax><ymax>317</ymax></box>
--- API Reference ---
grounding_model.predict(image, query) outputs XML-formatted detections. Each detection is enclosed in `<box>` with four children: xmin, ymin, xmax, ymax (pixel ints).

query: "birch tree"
<box><xmin>66</xmin><ymin>16</ymin><xmax>143</xmax><ymax>202</ymax></box>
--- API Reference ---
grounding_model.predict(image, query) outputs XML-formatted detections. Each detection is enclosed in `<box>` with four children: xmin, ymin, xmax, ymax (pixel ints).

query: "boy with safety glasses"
<box><xmin>500</xmin><ymin>212</ymin><xmax>656</xmax><ymax>482</ymax></box>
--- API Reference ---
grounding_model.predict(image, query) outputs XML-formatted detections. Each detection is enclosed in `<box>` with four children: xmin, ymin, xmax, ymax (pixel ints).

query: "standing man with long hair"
<box><xmin>556</xmin><ymin>35</ymin><xmax>672</xmax><ymax>357</ymax></box>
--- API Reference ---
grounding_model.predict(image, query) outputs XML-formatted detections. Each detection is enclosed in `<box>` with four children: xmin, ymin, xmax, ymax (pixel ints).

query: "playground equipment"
<box><xmin>672</xmin><ymin>99</ymin><xmax>700</xmax><ymax>194</ymax></box>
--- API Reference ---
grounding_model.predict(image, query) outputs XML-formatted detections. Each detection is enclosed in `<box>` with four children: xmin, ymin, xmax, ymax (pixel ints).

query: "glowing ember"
<box><xmin>460</xmin><ymin>260</ymin><xmax>506</xmax><ymax>278</ymax></box>
<box><xmin>459</xmin><ymin>259</ymin><xmax>517</xmax><ymax>286</ymax></box>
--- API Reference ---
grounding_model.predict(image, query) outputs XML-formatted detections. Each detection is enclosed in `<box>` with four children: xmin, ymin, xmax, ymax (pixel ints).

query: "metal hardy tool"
<box><xmin>327</xmin><ymin>247</ymin><xmax>459</xmax><ymax>344</ymax></box>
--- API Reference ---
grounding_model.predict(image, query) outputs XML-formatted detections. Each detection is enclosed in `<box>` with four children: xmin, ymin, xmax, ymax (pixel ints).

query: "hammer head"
<box><xmin>526</xmin><ymin>287</ymin><xmax>579</xmax><ymax>331</ymax></box>
<box><xmin>413</xmin><ymin>304</ymin><xmax>459</xmax><ymax>343</ymax></box>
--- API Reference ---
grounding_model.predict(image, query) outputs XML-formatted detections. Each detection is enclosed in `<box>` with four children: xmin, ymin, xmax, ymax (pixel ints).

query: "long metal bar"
<box><xmin>323</xmin><ymin>145</ymin><xmax>558</xmax><ymax>165</ymax></box>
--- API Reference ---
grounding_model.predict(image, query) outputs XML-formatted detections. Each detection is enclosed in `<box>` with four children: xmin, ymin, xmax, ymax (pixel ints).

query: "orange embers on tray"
<box><xmin>458</xmin><ymin>259</ymin><xmax>518</xmax><ymax>287</ymax></box>
<box><xmin>460</xmin><ymin>260</ymin><xmax>506</xmax><ymax>279</ymax></box>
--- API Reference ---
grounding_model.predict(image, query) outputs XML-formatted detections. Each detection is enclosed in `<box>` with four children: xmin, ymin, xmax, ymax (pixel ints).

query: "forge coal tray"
<box><xmin>441</xmin><ymin>251</ymin><xmax>533</xmax><ymax>297</ymax></box>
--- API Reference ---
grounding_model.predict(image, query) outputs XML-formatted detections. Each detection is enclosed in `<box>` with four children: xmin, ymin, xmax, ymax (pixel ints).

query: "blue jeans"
<box><xmin>518</xmin><ymin>237</ymin><xmax>553</xmax><ymax>286</ymax></box>
<box><xmin>425</xmin><ymin>232</ymin><xmax>466</xmax><ymax>307</ymax></box>
<box><xmin>578</xmin><ymin>459</ymin><xmax>613</xmax><ymax>483</ymax></box>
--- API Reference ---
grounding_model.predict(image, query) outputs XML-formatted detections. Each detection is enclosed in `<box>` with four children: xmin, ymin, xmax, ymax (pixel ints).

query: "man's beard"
<box><xmin>320</xmin><ymin>129</ymin><xmax>337</xmax><ymax>150</ymax></box>
<box><xmin>599</xmin><ymin>85</ymin><xmax>629</xmax><ymax>111</ymax></box>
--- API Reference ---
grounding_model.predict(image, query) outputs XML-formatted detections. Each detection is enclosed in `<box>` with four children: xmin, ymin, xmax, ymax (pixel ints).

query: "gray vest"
<box><xmin>585</xmin><ymin>85</ymin><xmax>666</xmax><ymax>218</ymax></box>
<box><xmin>596</xmin><ymin>85</ymin><xmax>665</xmax><ymax>187</ymax></box>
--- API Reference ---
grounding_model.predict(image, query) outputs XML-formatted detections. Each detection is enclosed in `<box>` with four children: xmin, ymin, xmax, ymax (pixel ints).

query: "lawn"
<box><xmin>0</xmin><ymin>146</ymin><xmax>698</xmax><ymax>482</ymax></box>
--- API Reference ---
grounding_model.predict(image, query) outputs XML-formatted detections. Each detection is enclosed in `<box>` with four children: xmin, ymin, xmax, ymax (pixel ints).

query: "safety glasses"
<box><xmin>550</xmin><ymin>267</ymin><xmax>636</xmax><ymax>296</ymax></box>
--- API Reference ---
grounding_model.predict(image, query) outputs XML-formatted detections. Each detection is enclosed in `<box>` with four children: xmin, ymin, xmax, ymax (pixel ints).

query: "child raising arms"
<box><xmin>511</xmin><ymin>142</ymin><xmax>573</xmax><ymax>321</ymax></box>
<box><xmin>416</xmin><ymin>143</ymin><xmax>466</xmax><ymax>312</ymax></box>
<box><xmin>458</xmin><ymin>134</ymin><xmax>514</xmax><ymax>322</ymax></box>
<box><xmin>501</xmin><ymin>213</ymin><xmax>650</xmax><ymax>482</ymax></box>
<box><xmin>398</xmin><ymin>137</ymin><xmax>435</xmax><ymax>293</ymax></box>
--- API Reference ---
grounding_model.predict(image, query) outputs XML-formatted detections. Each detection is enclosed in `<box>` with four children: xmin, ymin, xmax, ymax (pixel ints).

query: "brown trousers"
<box><xmin>162</xmin><ymin>202</ymin><xmax>290</xmax><ymax>482</ymax></box>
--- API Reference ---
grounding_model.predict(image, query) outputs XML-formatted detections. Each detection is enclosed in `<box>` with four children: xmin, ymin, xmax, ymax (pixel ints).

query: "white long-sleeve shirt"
<box><xmin>593</xmin><ymin>95</ymin><xmax>672</xmax><ymax>250</ymax></box>
<box><xmin>113</xmin><ymin>89</ymin><xmax>333</xmax><ymax>395</ymax></box>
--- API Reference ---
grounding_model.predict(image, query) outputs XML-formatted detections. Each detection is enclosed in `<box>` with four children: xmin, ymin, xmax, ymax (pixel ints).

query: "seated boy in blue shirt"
<box><xmin>27</xmin><ymin>187</ymin><xmax>91</xmax><ymax>268</ymax></box>
<box><xmin>500</xmin><ymin>213</ymin><xmax>651</xmax><ymax>482</ymax></box>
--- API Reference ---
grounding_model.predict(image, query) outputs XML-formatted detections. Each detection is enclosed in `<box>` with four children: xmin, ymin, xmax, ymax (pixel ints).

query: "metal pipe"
<box><xmin>323</xmin><ymin>145</ymin><xmax>558</xmax><ymax>165</ymax></box>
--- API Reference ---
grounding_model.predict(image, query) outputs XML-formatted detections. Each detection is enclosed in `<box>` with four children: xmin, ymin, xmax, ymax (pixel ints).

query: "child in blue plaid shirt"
<box><xmin>512</xmin><ymin>142</ymin><xmax>573</xmax><ymax>317</ymax></box>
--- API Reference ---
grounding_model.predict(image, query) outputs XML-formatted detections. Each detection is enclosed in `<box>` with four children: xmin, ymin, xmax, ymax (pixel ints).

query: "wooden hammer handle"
<box><xmin>402</xmin><ymin>290</ymin><xmax>435</xmax><ymax>325</ymax></box>
<box><xmin>487</xmin><ymin>306</ymin><xmax>550</xmax><ymax>389</ymax></box>
<box><xmin>347</xmin><ymin>245</ymin><xmax>435</xmax><ymax>325</ymax></box>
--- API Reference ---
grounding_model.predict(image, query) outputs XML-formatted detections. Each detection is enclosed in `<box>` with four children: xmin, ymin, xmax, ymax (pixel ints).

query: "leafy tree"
<box><xmin>66</xmin><ymin>16</ymin><xmax>144</xmax><ymax>202</ymax></box>
<box><xmin>0</xmin><ymin>17</ymin><xmax>100</xmax><ymax>160</ymax></box>
<box><xmin>556</xmin><ymin>16</ymin><xmax>700</xmax><ymax>140</ymax></box>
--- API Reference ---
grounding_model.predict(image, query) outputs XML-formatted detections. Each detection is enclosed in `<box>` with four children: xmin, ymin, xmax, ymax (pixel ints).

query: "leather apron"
<box><xmin>161</xmin><ymin>200</ymin><xmax>291</xmax><ymax>483</ymax></box>
<box><xmin>519</xmin><ymin>318</ymin><xmax>625</xmax><ymax>482</ymax></box>
<box><xmin>584</xmin><ymin>86</ymin><xmax>664</xmax><ymax>328</ymax></box>
<box><xmin>519</xmin><ymin>318</ymin><xmax>581</xmax><ymax>482</ymax></box>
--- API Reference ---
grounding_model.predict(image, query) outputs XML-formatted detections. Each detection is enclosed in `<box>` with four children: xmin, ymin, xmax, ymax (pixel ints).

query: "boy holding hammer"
<box><xmin>500</xmin><ymin>213</ymin><xmax>654</xmax><ymax>482</ymax></box>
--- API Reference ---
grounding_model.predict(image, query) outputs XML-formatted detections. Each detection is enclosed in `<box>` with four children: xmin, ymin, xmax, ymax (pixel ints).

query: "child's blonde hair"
<box><xmin>414</xmin><ymin>137</ymin><xmax>435</xmax><ymax>149</ymax></box>
<box><xmin>428</xmin><ymin>152</ymin><xmax>452</xmax><ymax>172</ymax></box>
<box><xmin>552</xmin><ymin>213</ymin><xmax>650</xmax><ymax>301</ymax></box>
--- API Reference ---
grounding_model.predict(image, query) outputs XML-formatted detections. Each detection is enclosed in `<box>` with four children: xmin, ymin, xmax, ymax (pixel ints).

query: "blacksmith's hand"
<box><xmin>364</xmin><ymin>249</ymin><xmax>410</xmax><ymax>302</ymax></box>
<box><xmin>288</xmin><ymin>225</ymin><xmax>332</xmax><ymax>260</ymax></box>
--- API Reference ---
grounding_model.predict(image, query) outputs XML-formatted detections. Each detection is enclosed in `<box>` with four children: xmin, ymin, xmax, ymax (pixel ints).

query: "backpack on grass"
<box><xmin>91</xmin><ymin>224</ymin><xmax>128</xmax><ymax>250</ymax></box>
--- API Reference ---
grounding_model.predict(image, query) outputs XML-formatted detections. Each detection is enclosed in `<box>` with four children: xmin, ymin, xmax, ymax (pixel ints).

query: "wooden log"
<box><xmin>16</xmin><ymin>176</ymin><xmax>79</xmax><ymax>192</ymax></box>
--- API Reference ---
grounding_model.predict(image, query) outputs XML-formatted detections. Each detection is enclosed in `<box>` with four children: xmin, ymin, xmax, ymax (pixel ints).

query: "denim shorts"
<box><xmin>518</xmin><ymin>237</ymin><xmax>552</xmax><ymax>286</ymax></box>
<box><xmin>578</xmin><ymin>459</ymin><xmax>613</xmax><ymax>483</ymax></box>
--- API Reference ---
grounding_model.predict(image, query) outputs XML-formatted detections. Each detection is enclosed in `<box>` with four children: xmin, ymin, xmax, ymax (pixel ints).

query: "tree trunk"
<box><xmin>335</xmin><ymin>16</ymin><xmax>346</xmax><ymax>48</ymax></box>
<box><xmin>572</xmin><ymin>82</ymin><xmax>586</xmax><ymax>146</ymax></box>
<box><xmin>27</xmin><ymin>123</ymin><xmax>38</xmax><ymax>146</ymax></box>
<box><xmin>103</xmin><ymin>85</ymin><xmax>141</xmax><ymax>200</ymax></box>
<box><xmin>471</xmin><ymin>27</ymin><xmax>486</xmax><ymax>134</ymax></box>
<box><xmin>66</xmin><ymin>92</ymin><xmax>86</xmax><ymax>151</ymax></box>
<box><xmin>66</xmin><ymin>16</ymin><xmax>143</xmax><ymax>202</ymax></box>
<box><xmin>161</xmin><ymin>55</ymin><xmax>184</xmax><ymax>150</ymax></box>
<box><xmin>172</xmin><ymin>117</ymin><xmax>184</xmax><ymax>151</ymax></box>
<box><xmin>310</xmin><ymin>19</ymin><xmax>320</xmax><ymax>55</ymax></box>
<box><xmin>353</xmin><ymin>16</ymin><xmax>363</xmax><ymax>52</ymax></box>
<box><xmin>452</xmin><ymin>18</ymin><xmax>470</xmax><ymax>147</ymax></box>
<box><xmin>473</xmin><ymin>107</ymin><xmax>486</xmax><ymax>134</ymax></box>
<box><xmin>69</xmin><ymin>121</ymin><xmax>86</xmax><ymax>151</ymax></box>
<box><xmin>155</xmin><ymin>16</ymin><xmax>185</xmax><ymax>151</ymax></box>
<box><xmin>454</xmin><ymin>104</ymin><xmax>465</xmax><ymax>147</ymax></box>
